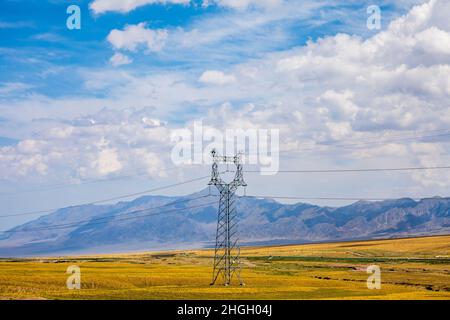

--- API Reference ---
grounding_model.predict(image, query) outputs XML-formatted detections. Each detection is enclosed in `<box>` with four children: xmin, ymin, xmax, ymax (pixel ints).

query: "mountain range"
<box><xmin>1</xmin><ymin>188</ymin><xmax>449</xmax><ymax>257</ymax></box>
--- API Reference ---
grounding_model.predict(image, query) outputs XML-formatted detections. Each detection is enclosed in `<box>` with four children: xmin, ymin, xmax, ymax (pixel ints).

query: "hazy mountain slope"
<box><xmin>0</xmin><ymin>189</ymin><xmax>449</xmax><ymax>256</ymax></box>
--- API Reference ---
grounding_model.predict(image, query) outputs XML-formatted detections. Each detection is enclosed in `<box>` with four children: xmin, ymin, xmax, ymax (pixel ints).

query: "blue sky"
<box><xmin>0</xmin><ymin>0</ymin><xmax>412</xmax><ymax>98</ymax></box>
<box><xmin>2</xmin><ymin>0</ymin><xmax>450</xmax><ymax>231</ymax></box>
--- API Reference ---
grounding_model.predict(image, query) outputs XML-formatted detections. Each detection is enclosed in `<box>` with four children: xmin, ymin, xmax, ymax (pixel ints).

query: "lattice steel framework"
<box><xmin>208</xmin><ymin>149</ymin><xmax>246</xmax><ymax>286</ymax></box>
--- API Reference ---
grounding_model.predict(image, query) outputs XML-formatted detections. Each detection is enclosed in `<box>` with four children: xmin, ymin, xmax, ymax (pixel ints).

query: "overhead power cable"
<box><xmin>291</xmin><ymin>130</ymin><xmax>450</xmax><ymax>153</ymax></box>
<box><xmin>3</xmin><ymin>196</ymin><xmax>216</xmax><ymax>234</ymax></box>
<box><xmin>0</xmin><ymin>174</ymin><xmax>211</xmax><ymax>219</ymax></box>
<box><xmin>244</xmin><ymin>165</ymin><xmax>450</xmax><ymax>174</ymax></box>
<box><xmin>3</xmin><ymin>129</ymin><xmax>449</xmax><ymax>197</ymax></box>
<box><xmin>0</xmin><ymin>165</ymin><xmax>188</xmax><ymax>197</ymax></box>
<box><xmin>10</xmin><ymin>194</ymin><xmax>213</xmax><ymax>231</ymax></box>
<box><xmin>320</xmin><ymin>128</ymin><xmax>450</xmax><ymax>145</ymax></box>
<box><xmin>241</xmin><ymin>194</ymin><xmax>441</xmax><ymax>202</ymax></box>
<box><xmin>2</xmin><ymin>128</ymin><xmax>449</xmax><ymax>197</ymax></box>
<box><xmin>2</xmin><ymin>165</ymin><xmax>449</xmax><ymax>219</ymax></box>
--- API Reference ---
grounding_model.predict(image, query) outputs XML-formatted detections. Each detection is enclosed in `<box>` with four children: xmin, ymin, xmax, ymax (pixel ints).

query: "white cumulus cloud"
<box><xmin>107</xmin><ymin>23</ymin><xmax>168</xmax><ymax>53</ymax></box>
<box><xmin>109</xmin><ymin>52</ymin><xmax>133</xmax><ymax>67</ymax></box>
<box><xmin>0</xmin><ymin>108</ymin><xmax>170</xmax><ymax>181</ymax></box>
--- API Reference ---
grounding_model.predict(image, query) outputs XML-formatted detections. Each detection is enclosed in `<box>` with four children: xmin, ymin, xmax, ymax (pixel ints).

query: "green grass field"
<box><xmin>0</xmin><ymin>235</ymin><xmax>449</xmax><ymax>300</ymax></box>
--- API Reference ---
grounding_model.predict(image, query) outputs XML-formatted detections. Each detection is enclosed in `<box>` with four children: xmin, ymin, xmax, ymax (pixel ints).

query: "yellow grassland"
<box><xmin>0</xmin><ymin>235</ymin><xmax>449</xmax><ymax>300</ymax></box>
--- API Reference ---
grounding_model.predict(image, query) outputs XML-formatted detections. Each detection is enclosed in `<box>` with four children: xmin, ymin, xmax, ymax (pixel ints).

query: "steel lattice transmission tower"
<box><xmin>208</xmin><ymin>149</ymin><xmax>246</xmax><ymax>286</ymax></box>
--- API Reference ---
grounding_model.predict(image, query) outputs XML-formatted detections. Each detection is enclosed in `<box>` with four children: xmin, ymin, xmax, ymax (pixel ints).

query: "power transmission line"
<box><xmin>3</xmin><ymin>196</ymin><xmax>217</xmax><ymax>234</ymax></box>
<box><xmin>5</xmin><ymin>192</ymin><xmax>445</xmax><ymax>234</ymax></box>
<box><xmin>291</xmin><ymin>129</ymin><xmax>450</xmax><ymax>153</ymax></box>
<box><xmin>241</xmin><ymin>194</ymin><xmax>441</xmax><ymax>202</ymax></box>
<box><xmin>2</xmin><ymin>129</ymin><xmax>449</xmax><ymax>197</ymax></box>
<box><xmin>2</xmin><ymin>128</ymin><xmax>449</xmax><ymax>197</ymax></box>
<box><xmin>320</xmin><ymin>128</ymin><xmax>450</xmax><ymax>145</ymax></box>
<box><xmin>320</xmin><ymin>131</ymin><xmax>450</xmax><ymax>149</ymax></box>
<box><xmin>0</xmin><ymin>174</ymin><xmax>211</xmax><ymax>218</ymax></box>
<box><xmin>4</xmin><ymin>129</ymin><xmax>449</xmax><ymax>197</ymax></box>
<box><xmin>9</xmin><ymin>194</ymin><xmax>213</xmax><ymax>231</ymax></box>
<box><xmin>0</xmin><ymin>175</ymin><xmax>129</xmax><ymax>197</ymax></box>
<box><xmin>0</xmin><ymin>165</ymin><xmax>189</xmax><ymax>197</ymax></box>
<box><xmin>2</xmin><ymin>165</ymin><xmax>449</xmax><ymax>219</ymax></box>
<box><xmin>244</xmin><ymin>165</ymin><xmax>450</xmax><ymax>174</ymax></box>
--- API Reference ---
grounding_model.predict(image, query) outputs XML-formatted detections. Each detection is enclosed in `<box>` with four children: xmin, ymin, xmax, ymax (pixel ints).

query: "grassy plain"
<box><xmin>0</xmin><ymin>235</ymin><xmax>449</xmax><ymax>300</ymax></box>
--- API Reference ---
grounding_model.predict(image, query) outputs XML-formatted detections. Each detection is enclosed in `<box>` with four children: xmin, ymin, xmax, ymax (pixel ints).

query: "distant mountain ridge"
<box><xmin>0</xmin><ymin>189</ymin><xmax>449</xmax><ymax>257</ymax></box>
